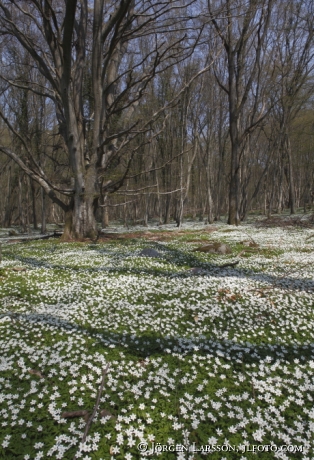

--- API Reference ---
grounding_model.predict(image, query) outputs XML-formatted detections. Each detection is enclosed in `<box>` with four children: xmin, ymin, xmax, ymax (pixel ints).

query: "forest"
<box><xmin>0</xmin><ymin>0</ymin><xmax>313</xmax><ymax>237</ymax></box>
<box><xmin>1</xmin><ymin>2</ymin><xmax>314</xmax><ymax>459</ymax></box>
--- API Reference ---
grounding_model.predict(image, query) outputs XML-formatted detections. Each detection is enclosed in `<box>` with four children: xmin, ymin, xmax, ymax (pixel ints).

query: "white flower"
<box><xmin>191</xmin><ymin>420</ymin><xmax>199</xmax><ymax>429</ymax></box>
<box><xmin>172</xmin><ymin>422</ymin><xmax>182</xmax><ymax>430</ymax></box>
<box><xmin>208</xmin><ymin>437</ymin><xmax>217</xmax><ymax>444</ymax></box>
<box><xmin>128</xmin><ymin>437</ymin><xmax>136</xmax><ymax>447</ymax></box>
<box><xmin>116</xmin><ymin>433</ymin><xmax>124</xmax><ymax>445</ymax></box>
<box><xmin>252</xmin><ymin>429</ymin><xmax>265</xmax><ymax>442</ymax></box>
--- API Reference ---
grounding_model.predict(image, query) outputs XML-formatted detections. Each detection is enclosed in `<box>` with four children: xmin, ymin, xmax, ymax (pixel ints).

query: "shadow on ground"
<box><xmin>4</xmin><ymin>240</ymin><xmax>314</xmax><ymax>293</ymax></box>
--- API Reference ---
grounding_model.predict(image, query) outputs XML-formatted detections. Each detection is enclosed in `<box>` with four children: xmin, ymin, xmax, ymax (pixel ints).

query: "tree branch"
<box><xmin>73</xmin><ymin>363</ymin><xmax>110</xmax><ymax>460</ymax></box>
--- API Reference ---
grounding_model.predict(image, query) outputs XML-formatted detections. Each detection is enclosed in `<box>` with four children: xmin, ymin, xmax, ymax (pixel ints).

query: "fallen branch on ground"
<box><xmin>73</xmin><ymin>363</ymin><xmax>110</xmax><ymax>460</ymax></box>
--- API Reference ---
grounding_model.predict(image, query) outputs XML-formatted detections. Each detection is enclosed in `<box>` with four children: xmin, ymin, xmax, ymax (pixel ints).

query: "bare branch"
<box><xmin>0</xmin><ymin>146</ymin><xmax>68</xmax><ymax>211</ymax></box>
<box><xmin>73</xmin><ymin>363</ymin><xmax>110</xmax><ymax>460</ymax></box>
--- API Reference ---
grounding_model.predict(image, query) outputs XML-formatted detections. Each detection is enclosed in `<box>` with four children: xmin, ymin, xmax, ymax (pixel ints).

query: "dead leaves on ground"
<box><xmin>61</xmin><ymin>410</ymin><xmax>90</xmax><ymax>422</ymax></box>
<box><xmin>217</xmin><ymin>288</ymin><xmax>242</xmax><ymax>303</ymax></box>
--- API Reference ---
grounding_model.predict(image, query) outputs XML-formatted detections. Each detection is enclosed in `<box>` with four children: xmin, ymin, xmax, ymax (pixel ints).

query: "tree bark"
<box><xmin>62</xmin><ymin>176</ymin><xmax>98</xmax><ymax>240</ymax></box>
<box><xmin>285</xmin><ymin>134</ymin><xmax>295</xmax><ymax>214</ymax></box>
<box><xmin>3</xmin><ymin>164</ymin><xmax>12</xmax><ymax>227</ymax></box>
<box><xmin>41</xmin><ymin>188</ymin><xmax>47</xmax><ymax>234</ymax></box>
<box><xmin>30</xmin><ymin>178</ymin><xmax>38</xmax><ymax>230</ymax></box>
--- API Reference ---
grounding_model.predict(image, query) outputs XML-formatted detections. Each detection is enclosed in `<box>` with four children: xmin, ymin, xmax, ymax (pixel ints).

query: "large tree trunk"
<box><xmin>62</xmin><ymin>196</ymin><xmax>98</xmax><ymax>241</ymax></box>
<box><xmin>62</xmin><ymin>165</ymin><xmax>98</xmax><ymax>240</ymax></box>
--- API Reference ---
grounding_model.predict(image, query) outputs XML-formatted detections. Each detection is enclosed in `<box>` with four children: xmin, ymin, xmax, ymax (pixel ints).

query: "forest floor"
<box><xmin>0</xmin><ymin>215</ymin><xmax>314</xmax><ymax>459</ymax></box>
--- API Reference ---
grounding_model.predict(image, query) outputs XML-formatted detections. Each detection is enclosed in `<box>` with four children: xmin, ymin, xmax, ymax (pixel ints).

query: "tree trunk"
<box><xmin>41</xmin><ymin>188</ymin><xmax>46</xmax><ymax>234</ymax></box>
<box><xmin>205</xmin><ymin>152</ymin><xmax>214</xmax><ymax>224</ymax></box>
<box><xmin>277</xmin><ymin>184</ymin><xmax>284</xmax><ymax>214</ymax></box>
<box><xmin>62</xmin><ymin>195</ymin><xmax>98</xmax><ymax>241</ymax></box>
<box><xmin>286</xmin><ymin>135</ymin><xmax>295</xmax><ymax>214</ymax></box>
<box><xmin>228</xmin><ymin>133</ymin><xmax>240</xmax><ymax>225</ymax></box>
<box><xmin>227</xmin><ymin>49</ymin><xmax>241</xmax><ymax>226</ymax></box>
<box><xmin>101</xmin><ymin>194</ymin><xmax>109</xmax><ymax>228</ymax></box>
<box><xmin>25</xmin><ymin>174</ymin><xmax>30</xmax><ymax>234</ymax></box>
<box><xmin>61</xmin><ymin>167</ymin><xmax>98</xmax><ymax>240</ymax></box>
<box><xmin>164</xmin><ymin>194</ymin><xmax>172</xmax><ymax>224</ymax></box>
<box><xmin>143</xmin><ymin>194</ymin><xmax>149</xmax><ymax>227</ymax></box>
<box><xmin>30</xmin><ymin>178</ymin><xmax>38</xmax><ymax>230</ymax></box>
<box><xmin>18</xmin><ymin>173</ymin><xmax>26</xmax><ymax>232</ymax></box>
<box><xmin>3</xmin><ymin>164</ymin><xmax>12</xmax><ymax>227</ymax></box>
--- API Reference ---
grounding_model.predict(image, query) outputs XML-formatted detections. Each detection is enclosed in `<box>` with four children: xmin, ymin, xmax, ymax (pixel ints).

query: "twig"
<box><xmin>73</xmin><ymin>363</ymin><xmax>110</xmax><ymax>460</ymax></box>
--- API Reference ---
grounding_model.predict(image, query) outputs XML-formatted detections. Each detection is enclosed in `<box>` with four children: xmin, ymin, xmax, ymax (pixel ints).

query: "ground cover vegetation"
<box><xmin>0</xmin><ymin>221</ymin><xmax>314</xmax><ymax>459</ymax></box>
<box><xmin>0</xmin><ymin>0</ymin><xmax>314</xmax><ymax>236</ymax></box>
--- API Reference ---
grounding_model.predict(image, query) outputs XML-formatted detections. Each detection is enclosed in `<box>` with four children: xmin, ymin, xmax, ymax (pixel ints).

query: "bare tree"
<box><xmin>207</xmin><ymin>0</ymin><xmax>274</xmax><ymax>225</ymax></box>
<box><xmin>269</xmin><ymin>0</ymin><xmax>314</xmax><ymax>215</ymax></box>
<box><xmin>0</xmin><ymin>0</ymin><xmax>204</xmax><ymax>239</ymax></box>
